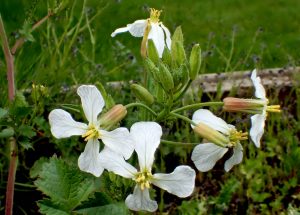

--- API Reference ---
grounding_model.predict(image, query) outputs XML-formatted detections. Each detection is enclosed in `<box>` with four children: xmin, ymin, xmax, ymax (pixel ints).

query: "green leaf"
<box><xmin>19</xmin><ymin>139</ymin><xmax>33</xmax><ymax>150</ymax></box>
<box><xmin>38</xmin><ymin>199</ymin><xmax>70</xmax><ymax>215</ymax></box>
<box><xmin>75</xmin><ymin>203</ymin><xmax>129</xmax><ymax>215</ymax></box>
<box><xmin>0</xmin><ymin>108</ymin><xmax>8</xmax><ymax>119</ymax></box>
<box><xmin>0</xmin><ymin>127</ymin><xmax>14</xmax><ymax>138</ymax></box>
<box><xmin>30</xmin><ymin>157</ymin><xmax>49</xmax><ymax>178</ymax></box>
<box><xmin>19</xmin><ymin>125</ymin><xmax>36</xmax><ymax>138</ymax></box>
<box><xmin>34</xmin><ymin>157</ymin><xmax>95</xmax><ymax>211</ymax></box>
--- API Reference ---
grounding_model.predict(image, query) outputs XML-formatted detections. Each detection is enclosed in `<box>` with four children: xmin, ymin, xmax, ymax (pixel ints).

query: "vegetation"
<box><xmin>0</xmin><ymin>0</ymin><xmax>299</xmax><ymax>214</ymax></box>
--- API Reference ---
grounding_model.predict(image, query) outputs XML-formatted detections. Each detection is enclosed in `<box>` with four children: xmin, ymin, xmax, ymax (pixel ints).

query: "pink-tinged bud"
<box><xmin>99</xmin><ymin>104</ymin><xmax>127</xmax><ymax>129</ymax></box>
<box><xmin>193</xmin><ymin>123</ymin><xmax>229</xmax><ymax>147</ymax></box>
<box><xmin>223</xmin><ymin>97</ymin><xmax>265</xmax><ymax>114</ymax></box>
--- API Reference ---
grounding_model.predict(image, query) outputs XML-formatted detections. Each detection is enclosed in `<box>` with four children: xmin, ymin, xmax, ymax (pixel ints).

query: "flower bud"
<box><xmin>99</xmin><ymin>104</ymin><xmax>127</xmax><ymax>129</ymax></box>
<box><xmin>193</xmin><ymin>123</ymin><xmax>229</xmax><ymax>147</ymax></box>
<box><xmin>223</xmin><ymin>97</ymin><xmax>265</xmax><ymax>114</ymax></box>
<box><xmin>158</xmin><ymin>63</ymin><xmax>174</xmax><ymax>92</ymax></box>
<box><xmin>189</xmin><ymin>44</ymin><xmax>201</xmax><ymax>80</ymax></box>
<box><xmin>131</xmin><ymin>84</ymin><xmax>154</xmax><ymax>105</ymax></box>
<box><xmin>172</xmin><ymin>41</ymin><xmax>186</xmax><ymax>66</ymax></box>
<box><xmin>144</xmin><ymin>58</ymin><xmax>160</xmax><ymax>82</ymax></box>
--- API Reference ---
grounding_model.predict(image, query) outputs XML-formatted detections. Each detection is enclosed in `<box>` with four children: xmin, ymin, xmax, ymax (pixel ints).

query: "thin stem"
<box><xmin>174</xmin><ymin>79</ymin><xmax>192</xmax><ymax>102</ymax></box>
<box><xmin>171</xmin><ymin>102</ymin><xmax>224</xmax><ymax>113</ymax></box>
<box><xmin>5</xmin><ymin>138</ymin><xmax>18</xmax><ymax>215</ymax></box>
<box><xmin>125</xmin><ymin>103</ymin><xmax>157</xmax><ymax>116</ymax></box>
<box><xmin>225</xmin><ymin>29</ymin><xmax>235</xmax><ymax>72</ymax></box>
<box><xmin>161</xmin><ymin>139</ymin><xmax>198</xmax><ymax>146</ymax></box>
<box><xmin>170</xmin><ymin>112</ymin><xmax>196</xmax><ymax>126</ymax></box>
<box><xmin>11</xmin><ymin>11</ymin><xmax>53</xmax><ymax>55</ymax></box>
<box><xmin>0</xmin><ymin>15</ymin><xmax>18</xmax><ymax>215</ymax></box>
<box><xmin>0</xmin><ymin>14</ymin><xmax>15</xmax><ymax>101</ymax></box>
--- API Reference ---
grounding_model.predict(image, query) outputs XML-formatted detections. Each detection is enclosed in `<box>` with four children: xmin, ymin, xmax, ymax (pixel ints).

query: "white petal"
<box><xmin>99</xmin><ymin>148</ymin><xmax>137</xmax><ymax>178</ymax></box>
<box><xmin>151</xmin><ymin>166</ymin><xmax>195</xmax><ymax>198</ymax></box>
<box><xmin>250</xmin><ymin>113</ymin><xmax>266</xmax><ymax>148</ymax></box>
<box><xmin>78</xmin><ymin>139</ymin><xmax>104</xmax><ymax>177</ymax></box>
<box><xmin>251</xmin><ymin>69</ymin><xmax>266</xmax><ymax>99</ymax></box>
<box><xmin>125</xmin><ymin>185</ymin><xmax>158</xmax><ymax>212</ymax></box>
<box><xmin>48</xmin><ymin>109</ymin><xmax>87</xmax><ymax>138</ymax></box>
<box><xmin>192</xmin><ymin>109</ymin><xmax>231</xmax><ymax>135</ymax></box>
<box><xmin>161</xmin><ymin>23</ymin><xmax>171</xmax><ymax>50</ymax></box>
<box><xmin>224</xmin><ymin>143</ymin><xmax>243</xmax><ymax>172</ymax></box>
<box><xmin>148</xmin><ymin>23</ymin><xmax>165</xmax><ymax>57</ymax></box>
<box><xmin>111</xmin><ymin>26</ymin><xmax>130</xmax><ymax>37</ymax></box>
<box><xmin>130</xmin><ymin>122</ymin><xmax>162</xmax><ymax>171</ymax></box>
<box><xmin>191</xmin><ymin>143</ymin><xmax>228</xmax><ymax>172</ymax></box>
<box><xmin>100</xmin><ymin>127</ymin><xmax>134</xmax><ymax>160</ymax></box>
<box><xmin>128</xmin><ymin>20</ymin><xmax>147</xmax><ymax>37</ymax></box>
<box><xmin>77</xmin><ymin>85</ymin><xmax>105</xmax><ymax>124</ymax></box>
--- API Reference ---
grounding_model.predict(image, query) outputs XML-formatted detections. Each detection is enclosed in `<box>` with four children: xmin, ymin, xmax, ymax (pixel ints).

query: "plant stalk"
<box><xmin>0</xmin><ymin>14</ymin><xmax>18</xmax><ymax>215</ymax></box>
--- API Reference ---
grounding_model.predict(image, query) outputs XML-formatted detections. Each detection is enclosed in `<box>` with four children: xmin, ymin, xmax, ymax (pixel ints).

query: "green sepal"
<box><xmin>162</xmin><ymin>47</ymin><xmax>172</xmax><ymax>67</ymax></box>
<box><xmin>147</xmin><ymin>39</ymin><xmax>160</xmax><ymax>64</ymax></box>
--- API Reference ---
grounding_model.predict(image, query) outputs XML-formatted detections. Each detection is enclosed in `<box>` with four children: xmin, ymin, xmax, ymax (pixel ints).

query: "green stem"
<box><xmin>125</xmin><ymin>103</ymin><xmax>157</xmax><ymax>116</ymax></box>
<box><xmin>161</xmin><ymin>139</ymin><xmax>198</xmax><ymax>146</ymax></box>
<box><xmin>174</xmin><ymin>79</ymin><xmax>192</xmax><ymax>101</ymax></box>
<box><xmin>171</xmin><ymin>102</ymin><xmax>224</xmax><ymax>113</ymax></box>
<box><xmin>170</xmin><ymin>112</ymin><xmax>196</xmax><ymax>126</ymax></box>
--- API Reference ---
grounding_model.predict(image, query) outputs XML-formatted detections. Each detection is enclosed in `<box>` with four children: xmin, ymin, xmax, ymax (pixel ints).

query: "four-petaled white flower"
<box><xmin>111</xmin><ymin>8</ymin><xmax>171</xmax><ymax>58</ymax></box>
<box><xmin>99</xmin><ymin>122</ymin><xmax>195</xmax><ymax>212</ymax></box>
<box><xmin>191</xmin><ymin>109</ymin><xmax>246</xmax><ymax>172</ymax></box>
<box><xmin>249</xmin><ymin>69</ymin><xmax>281</xmax><ymax>148</ymax></box>
<box><xmin>48</xmin><ymin>85</ymin><xmax>134</xmax><ymax>177</ymax></box>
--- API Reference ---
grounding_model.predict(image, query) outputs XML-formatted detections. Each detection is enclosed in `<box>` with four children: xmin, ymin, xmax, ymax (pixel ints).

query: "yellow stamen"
<box><xmin>229</xmin><ymin>129</ymin><xmax>248</xmax><ymax>146</ymax></box>
<box><xmin>82</xmin><ymin>125</ymin><xmax>101</xmax><ymax>141</ymax></box>
<box><xmin>266</xmin><ymin>105</ymin><xmax>281</xmax><ymax>113</ymax></box>
<box><xmin>149</xmin><ymin>8</ymin><xmax>162</xmax><ymax>23</ymax></box>
<box><xmin>134</xmin><ymin>170</ymin><xmax>152</xmax><ymax>191</ymax></box>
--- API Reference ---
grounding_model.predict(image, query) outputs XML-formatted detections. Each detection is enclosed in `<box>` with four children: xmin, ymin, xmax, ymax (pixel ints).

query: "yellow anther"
<box><xmin>229</xmin><ymin>129</ymin><xmax>248</xmax><ymax>146</ymax></box>
<box><xmin>266</xmin><ymin>105</ymin><xmax>281</xmax><ymax>113</ymax></box>
<box><xmin>134</xmin><ymin>170</ymin><xmax>152</xmax><ymax>190</ymax></box>
<box><xmin>149</xmin><ymin>8</ymin><xmax>162</xmax><ymax>23</ymax></box>
<box><xmin>82</xmin><ymin>125</ymin><xmax>100</xmax><ymax>141</ymax></box>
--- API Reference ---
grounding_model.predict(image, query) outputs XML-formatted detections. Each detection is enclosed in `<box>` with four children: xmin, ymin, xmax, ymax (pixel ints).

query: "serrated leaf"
<box><xmin>75</xmin><ymin>203</ymin><xmax>129</xmax><ymax>215</ymax></box>
<box><xmin>30</xmin><ymin>157</ymin><xmax>49</xmax><ymax>178</ymax></box>
<box><xmin>38</xmin><ymin>199</ymin><xmax>70</xmax><ymax>215</ymax></box>
<box><xmin>19</xmin><ymin>139</ymin><xmax>33</xmax><ymax>150</ymax></box>
<box><xmin>0</xmin><ymin>127</ymin><xmax>14</xmax><ymax>138</ymax></box>
<box><xmin>19</xmin><ymin>125</ymin><xmax>36</xmax><ymax>138</ymax></box>
<box><xmin>34</xmin><ymin>157</ymin><xmax>95</xmax><ymax>211</ymax></box>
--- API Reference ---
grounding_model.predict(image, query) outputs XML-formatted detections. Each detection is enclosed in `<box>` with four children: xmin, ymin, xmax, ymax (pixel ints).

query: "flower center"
<box><xmin>228</xmin><ymin>129</ymin><xmax>248</xmax><ymax>147</ymax></box>
<box><xmin>82</xmin><ymin>124</ymin><xmax>101</xmax><ymax>141</ymax></box>
<box><xmin>149</xmin><ymin>8</ymin><xmax>161</xmax><ymax>23</ymax></box>
<box><xmin>134</xmin><ymin>170</ymin><xmax>153</xmax><ymax>191</ymax></box>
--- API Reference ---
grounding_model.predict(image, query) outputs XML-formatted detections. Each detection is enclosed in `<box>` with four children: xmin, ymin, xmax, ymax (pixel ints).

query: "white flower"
<box><xmin>99</xmin><ymin>122</ymin><xmax>195</xmax><ymax>212</ymax></box>
<box><xmin>249</xmin><ymin>69</ymin><xmax>280</xmax><ymax>148</ymax></box>
<box><xmin>48</xmin><ymin>85</ymin><xmax>134</xmax><ymax>177</ymax></box>
<box><xmin>111</xmin><ymin>8</ymin><xmax>171</xmax><ymax>58</ymax></box>
<box><xmin>191</xmin><ymin>109</ymin><xmax>245</xmax><ymax>172</ymax></box>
